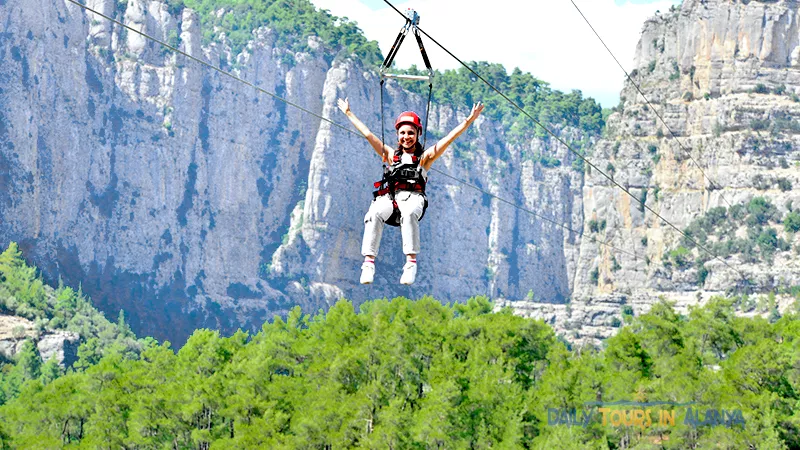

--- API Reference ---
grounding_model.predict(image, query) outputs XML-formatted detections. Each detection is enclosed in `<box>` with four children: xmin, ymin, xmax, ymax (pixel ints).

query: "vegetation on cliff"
<box><xmin>663</xmin><ymin>197</ymin><xmax>800</xmax><ymax>287</ymax></box>
<box><xmin>1</xmin><ymin>243</ymin><xmax>799</xmax><ymax>448</ymax></box>
<box><xmin>151</xmin><ymin>0</ymin><xmax>383</xmax><ymax>64</ymax></box>
<box><xmin>119</xmin><ymin>0</ymin><xmax>603</xmax><ymax>159</ymax></box>
<box><xmin>0</xmin><ymin>243</ymin><xmax>144</xmax><ymax>407</ymax></box>
<box><xmin>399</xmin><ymin>63</ymin><xmax>604</xmax><ymax>155</ymax></box>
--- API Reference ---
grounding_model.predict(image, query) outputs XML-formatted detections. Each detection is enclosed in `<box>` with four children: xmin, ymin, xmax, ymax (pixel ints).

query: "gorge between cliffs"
<box><xmin>1</xmin><ymin>0</ymin><xmax>799</xmax><ymax>347</ymax></box>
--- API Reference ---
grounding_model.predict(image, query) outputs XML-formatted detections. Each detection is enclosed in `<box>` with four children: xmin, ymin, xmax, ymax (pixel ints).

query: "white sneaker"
<box><xmin>400</xmin><ymin>262</ymin><xmax>417</xmax><ymax>285</ymax></box>
<box><xmin>360</xmin><ymin>262</ymin><xmax>375</xmax><ymax>284</ymax></box>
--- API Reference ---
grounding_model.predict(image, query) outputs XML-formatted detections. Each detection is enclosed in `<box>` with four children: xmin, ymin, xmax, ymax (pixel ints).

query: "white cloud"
<box><xmin>311</xmin><ymin>0</ymin><xmax>679</xmax><ymax>107</ymax></box>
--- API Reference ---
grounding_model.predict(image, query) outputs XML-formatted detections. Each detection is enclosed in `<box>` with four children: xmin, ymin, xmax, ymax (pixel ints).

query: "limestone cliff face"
<box><xmin>508</xmin><ymin>0</ymin><xmax>800</xmax><ymax>345</ymax></box>
<box><xmin>0</xmin><ymin>0</ymin><xmax>589</xmax><ymax>345</ymax></box>
<box><xmin>0</xmin><ymin>315</ymin><xmax>79</xmax><ymax>367</ymax></box>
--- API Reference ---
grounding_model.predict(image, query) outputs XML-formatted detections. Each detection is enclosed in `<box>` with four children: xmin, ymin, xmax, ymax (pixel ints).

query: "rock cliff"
<box><xmin>0</xmin><ymin>0</ymin><xmax>590</xmax><ymax>346</ymax></box>
<box><xmin>0</xmin><ymin>315</ymin><xmax>80</xmax><ymax>367</ymax></box>
<box><xmin>506</xmin><ymin>0</ymin><xmax>800</xmax><ymax>345</ymax></box>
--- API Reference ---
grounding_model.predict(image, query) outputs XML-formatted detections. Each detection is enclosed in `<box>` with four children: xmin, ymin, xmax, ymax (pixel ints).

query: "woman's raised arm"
<box><xmin>338</xmin><ymin>98</ymin><xmax>394</xmax><ymax>163</ymax></box>
<box><xmin>421</xmin><ymin>102</ymin><xmax>484</xmax><ymax>169</ymax></box>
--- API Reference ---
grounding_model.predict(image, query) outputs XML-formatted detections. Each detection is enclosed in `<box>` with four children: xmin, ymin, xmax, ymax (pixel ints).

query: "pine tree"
<box><xmin>39</xmin><ymin>357</ymin><xmax>63</xmax><ymax>385</ymax></box>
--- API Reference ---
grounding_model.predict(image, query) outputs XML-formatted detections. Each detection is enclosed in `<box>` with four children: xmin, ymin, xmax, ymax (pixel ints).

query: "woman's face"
<box><xmin>397</xmin><ymin>124</ymin><xmax>418</xmax><ymax>150</ymax></box>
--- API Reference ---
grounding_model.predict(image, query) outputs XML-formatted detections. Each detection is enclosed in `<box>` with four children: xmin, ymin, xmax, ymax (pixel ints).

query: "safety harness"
<box><xmin>372</xmin><ymin>151</ymin><xmax>429</xmax><ymax>227</ymax></box>
<box><xmin>376</xmin><ymin>8</ymin><xmax>434</xmax><ymax>227</ymax></box>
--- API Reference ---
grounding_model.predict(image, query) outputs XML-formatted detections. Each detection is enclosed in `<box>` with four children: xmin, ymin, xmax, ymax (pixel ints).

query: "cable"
<box><xmin>567</xmin><ymin>0</ymin><xmax>734</xmax><ymax>209</ymax></box>
<box><xmin>74</xmin><ymin>0</ymin><xmax>753</xmax><ymax>285</ymax></box>
<box><xmin>68</xmin><ymin>0</ymin><xmax>638</xmax><ymax>262</ymax></box>
<box><xmin>380</xmin><ymin>0</ymin><xmax>748</xmax><ymax>280</ymax></box>
<box><xmin>429</xmin><ymin>168</ymin><xmax>641</xmax><ymax>260</ymax></box>
<box><xmin>64</xmin><ymin>0</ymin><xmax>362</xmax><ymax>139</ymax></box>
<box><xmin>64</xmin><ymin>0</ymin><xmax>640</xmax><ymax>262</ymax></box>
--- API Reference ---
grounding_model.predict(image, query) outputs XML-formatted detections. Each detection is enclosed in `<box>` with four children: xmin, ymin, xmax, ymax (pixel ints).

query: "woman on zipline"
<box><xmin>338</xmin><ymin>98</ymin><xmax>484</xmax><ymax>285</ymax></box>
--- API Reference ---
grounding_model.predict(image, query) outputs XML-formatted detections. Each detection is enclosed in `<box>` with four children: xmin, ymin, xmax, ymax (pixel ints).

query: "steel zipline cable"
<box><xmin>379</xmin><ymin>0</ymin><xmax>748</xmax><ymax>280</ymax></box>
<box><xmin>63</xmin><ymin>0</ymin><xmax>641</xmax><ymax>261</ymax></box>
<box><xmin>567</xmin><ymin>0</ymin><xmax>734</xmax><ymax>209</ymax></box>
<box><xmin>430</xmin><ymin>170</ymin><xmax>642</xmax><ymax>260</ymax></box>
<box><xmin>66</xmin><ymin>0</ymin><xmax>355</xmax><ymax>137</ymax></box>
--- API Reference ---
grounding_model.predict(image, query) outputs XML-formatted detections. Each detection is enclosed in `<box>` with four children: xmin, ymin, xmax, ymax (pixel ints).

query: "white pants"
<box><xmin>362</xmin><ymin>191</ymin><xmax>426</xmax><ymax>257</ymax></box>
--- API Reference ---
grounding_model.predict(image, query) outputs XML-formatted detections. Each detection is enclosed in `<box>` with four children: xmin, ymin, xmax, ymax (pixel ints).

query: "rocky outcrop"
<box><xmin>0</xmin><ymin>315</ymin><xmax>80</xmax><ymax>367</ymax></box>
<box><xmin>0</xmin><ymin>0</ymin><xmax>591</xmax><ymax>346</ymax></box>
<box><xmin>505</xmin><ymin>0</ymin><xmax>800</xmax><ymax>345</ymax></box>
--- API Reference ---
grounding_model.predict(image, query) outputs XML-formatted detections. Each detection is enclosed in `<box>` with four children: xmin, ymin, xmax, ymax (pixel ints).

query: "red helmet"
<box><xmin>395</xmin><ymin>111</ymin><xmax>422</xmax><ymax>131</ymax></box>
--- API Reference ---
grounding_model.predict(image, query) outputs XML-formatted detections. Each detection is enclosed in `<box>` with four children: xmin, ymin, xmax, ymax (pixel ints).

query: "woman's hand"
<box><xmin>467</xmin><ymin>102</ymin><xmax>484</xmax><ymax>123</ymax></box>
<box><xmin>337</xmin><ymin>98</ymin><xmax>351</xmax><ymax>115</ymax></box>
<box><xmin>336</xmin><ymin>98</ymin><xmax>389</xmax><ymax>159</ymax></box>
<box><xmin>422</xmin><ymin>101</ymin><xmax>485</xmax><ymax>168</ymax></box>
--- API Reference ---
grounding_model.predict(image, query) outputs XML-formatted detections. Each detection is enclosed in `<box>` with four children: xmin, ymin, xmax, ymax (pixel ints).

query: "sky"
<box><xmin>309</xmin><ymin>0</ymin><xmax>682</xmax><ymax>107</ymax></box>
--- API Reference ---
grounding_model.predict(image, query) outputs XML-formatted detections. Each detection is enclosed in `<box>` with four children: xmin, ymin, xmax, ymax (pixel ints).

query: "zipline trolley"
<box><xmin>378</xmin><ymin>8</ymin><xmax>435</xmax><ymax>150</ymax></box>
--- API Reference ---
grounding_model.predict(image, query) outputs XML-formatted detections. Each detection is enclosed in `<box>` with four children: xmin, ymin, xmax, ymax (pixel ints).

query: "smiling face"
<box><xmin>397</xmin><ymin>124</ymin><xmax>418</xmax><ymax>151</ymax></box>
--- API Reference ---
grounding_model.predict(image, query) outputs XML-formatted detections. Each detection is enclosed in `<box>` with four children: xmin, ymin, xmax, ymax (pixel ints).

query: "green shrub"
<box><xmin>751</xmin><ymin>174</ymin><xmax>770</xmax><ymax>190</ymax></box>
<box><xmin>166</xmin><ymin>29</ymin><xmax>180</xmax><ymax>48</ymax></box>
<box><xmin>669</xmin><ymin>246</ymin><xmax>692</xmax><ymax>269</ymax></box>
<box><xmin>588</xmin><ymin>219</ymin><xmax>606</xmax><ymax>233</ymax></box>
<box><xmin>753</xmin><ymin>84</ymin><xmax>769</xmax><ymax>94</ymax></box>
<box><xmin>611</xmin><ymin>256</ymin><xmax>621</xmax><ymax>272</ymax></box>
<box><xmin>756</xmin><ymin>228</ymin><xmax>778</xmax><ymax>255</ymax></box>
<box><xmin>784</xmin><ymin>211</ymin><xmax>800</xmax><ymax>233</ymax></box>
<box><xmin>571</xmin><ymin>158</ymin><xmax>585</xmax><ymax>173</ymax></box>
<box><xmin>639</xmin><ymin>189</ymin><xmax>647</xmax><ymax>212</ymax></box>
<box><xmin>538</xmin><ymin>155</ymin><xmax>561</xmax><ymax>168</ymax></box>
<box><xmin>747</xmin><ymin>197</ymin><xmax>778</xmax><ymax>225</ymax></box>
<box><xmin>698</xmin><ymin>264</ymin><xmax>709</xmax><ymax>286</ymax></box>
